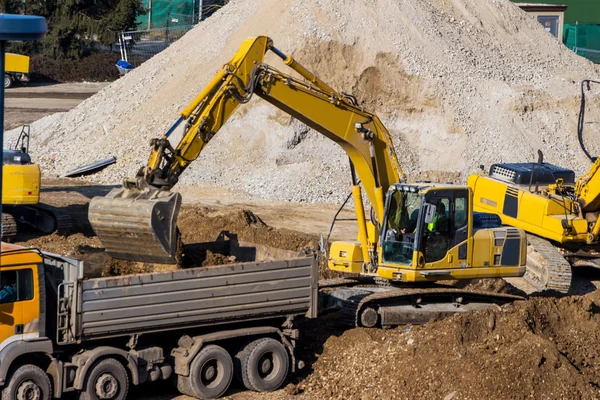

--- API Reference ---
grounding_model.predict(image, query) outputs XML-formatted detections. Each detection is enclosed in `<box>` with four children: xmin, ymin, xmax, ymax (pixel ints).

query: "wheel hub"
<box><xmin>95</xmin><ymin>373</ymin><xmax>118</xmax><ymax>399</ymax></box>
<box><xmin>17</xmin><ymin>380</ymin><xmax>41</xmax><ymax>400</ymax></box>
<box><xmin>202</xmin><ymin>364</ymin><xmax>216</xmax><ymax>381</ymax></box>
<box><xmin>259</xmin><ymin>354</ymin><xmax>274</xmax><ymax>376</ymax></box>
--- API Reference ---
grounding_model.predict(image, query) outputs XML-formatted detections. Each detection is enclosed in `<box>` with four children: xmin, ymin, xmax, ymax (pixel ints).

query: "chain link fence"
<box><xmin>118</xmin><ymin>24</ymin><xmax>194</xmax><ymax>68</ymax></box>
<box><xmin>118</xmin><ymin>1</ymin><xmax>229</xmax><ymax>71</ymax></box>
<box><xmin>136</xmin><ymin>0</ymin><xmax>229</xmax><ymax>29</ymax></box>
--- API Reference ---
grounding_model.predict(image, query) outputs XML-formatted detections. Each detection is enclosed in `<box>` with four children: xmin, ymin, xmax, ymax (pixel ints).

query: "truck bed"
<box><xmin>74</xmin><ymin>257</ymin><xmax>318</xmax><ymax>341</ymax></box>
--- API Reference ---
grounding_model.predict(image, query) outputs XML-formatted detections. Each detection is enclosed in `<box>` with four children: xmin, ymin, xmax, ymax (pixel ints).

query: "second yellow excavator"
<box><xmin>2</xmin><ymin>125</ymin><xmax>71</xmax><ymax>241</ymax></box>
<box><xmin>468</xmin><ymin>80</ymin><xmax>600</xmax><ymax>294</ymax></box>
<box><xmin>89</xmin><ymin>37</ymin><xmax>526</xmax><ymax>325</ymax></box>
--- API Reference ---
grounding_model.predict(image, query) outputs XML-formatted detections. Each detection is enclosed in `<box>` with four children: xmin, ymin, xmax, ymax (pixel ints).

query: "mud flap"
<box><xmin>89</xmin><ymin>186</ymin><xmax>182</xmax><ymax>264</ymax></box>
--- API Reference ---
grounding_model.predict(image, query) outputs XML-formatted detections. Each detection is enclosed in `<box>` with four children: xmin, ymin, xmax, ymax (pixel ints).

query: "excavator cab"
<box><xmin>329</xmin><ymin>183</ymin><xmax>527</xmax><ymax>282</ymax></box>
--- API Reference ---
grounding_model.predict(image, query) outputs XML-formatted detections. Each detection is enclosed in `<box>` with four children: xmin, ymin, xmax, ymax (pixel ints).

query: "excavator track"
<box><xmin>320</xmin><ymin>284</ymin><xmax>523</xmax><ymax>328</ymax></box>
<box><xmin>35</xmin><ymin>203</ymin><xmax>73</xmax><ymax>235</ymax></box>
<box><xmin>1</xmin><ymin>213</ymin><xmax>17</xmax><ymax>242</ymax></box>
<box><xmin>525</xmin><ymin>236</ymin><xmax>572</xmax><ymax>294</ymax></box>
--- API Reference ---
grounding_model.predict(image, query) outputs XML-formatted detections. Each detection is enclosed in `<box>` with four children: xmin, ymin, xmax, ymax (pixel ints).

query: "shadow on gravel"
<box><xmin>41</xmin><ymin>184</ymin><xmax>120</xmax><ymax>199</ymax></box>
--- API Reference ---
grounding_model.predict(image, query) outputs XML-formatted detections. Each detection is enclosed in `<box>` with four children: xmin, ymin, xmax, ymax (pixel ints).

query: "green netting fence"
<box><xmin>564</xmin><ymin>24</ymin><xmax>600</xmax><ymax>64</ymax></box>
<box><xmin>136</xmin><ymin>0</ymin><xmax>227</xmax><ymax>29</ymax></box>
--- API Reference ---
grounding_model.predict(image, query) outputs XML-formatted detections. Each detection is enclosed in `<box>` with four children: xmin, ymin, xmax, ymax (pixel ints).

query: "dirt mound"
<box><xmin>19</xmin><ymin>205</ymin><xmax>320</xmax><ymax>277</ymax></box>
<box><xmin>178</xmin><ymin>207</ymin><xmax>318</xmax><ymax>254</ymax></box>
<box><xmin>452</xmin><ymin>277</ymin><xmax>524</xmax><ymax>295</ymax></box>
<box><xmin>295</xmin><ymin>294</ymin><xmax>600</xmax><ymax>399</ymax></box>
<box><xmin>12</xmin><ymin>0</ymin><xmax>600</xmax><ymax>205</ymax></box>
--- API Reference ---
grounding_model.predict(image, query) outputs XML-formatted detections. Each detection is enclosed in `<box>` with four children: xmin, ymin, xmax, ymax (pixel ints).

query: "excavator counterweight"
<box><xmin>88</xmin><ymin>186</ymin><xmax>181</xmax><ymax>263</ymax></box>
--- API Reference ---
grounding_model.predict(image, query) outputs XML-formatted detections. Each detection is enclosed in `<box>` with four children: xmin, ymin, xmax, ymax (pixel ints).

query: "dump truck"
<box><xmin>0</xmin><ymin>242</ymin><xmax>317</xmax><ymax>399</ymax></box>
<box><xmin>4</xmin><ymin>53</ymin><xmax>30</xmax><ymax>88</ymax></box>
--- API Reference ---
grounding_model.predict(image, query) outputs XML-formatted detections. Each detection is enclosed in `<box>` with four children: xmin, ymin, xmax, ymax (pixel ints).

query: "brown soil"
<box><xmin>202</xmin><ymin>250</ymin><xmax>236</xmax><ymax>267</ymax></box>
<box><xmin>178</xmin><ymin>207</ymin><xmax>318</xmax><ymax>252</ymax></box>
<box><xmin>18</xmin><ymin>202</ymin><xmax>323</xmax><ymax>278</ymax></box>
<box><xmin>293</xmin><ymin>293</ymin><xmax>600</xmax><ymax>400</ymax></box>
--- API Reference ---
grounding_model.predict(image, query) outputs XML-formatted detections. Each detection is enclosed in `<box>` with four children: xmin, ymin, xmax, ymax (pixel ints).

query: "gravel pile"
<box><xmin>12</xmin><ymin>0</ymin><xmax>600</xmax><ymax>204</ymax></box>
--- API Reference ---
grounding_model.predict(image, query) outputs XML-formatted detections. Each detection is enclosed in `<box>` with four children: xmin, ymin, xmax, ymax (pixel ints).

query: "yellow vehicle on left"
<box><xmin>4</xmin><ymin>53</ymin><xmax>30</xmax><ymax>88</ymax></box>
<box><xmin>2</xmin><ymin>126</ymin><xmax>71</xmax><ymax>242</ymax></box>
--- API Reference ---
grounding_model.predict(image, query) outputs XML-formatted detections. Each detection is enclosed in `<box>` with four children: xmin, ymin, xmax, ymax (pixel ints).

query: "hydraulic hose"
<box><xmin>577</xmin><ymin>79</ymin><xmax>600</xmax><ymax>162</ymax></box>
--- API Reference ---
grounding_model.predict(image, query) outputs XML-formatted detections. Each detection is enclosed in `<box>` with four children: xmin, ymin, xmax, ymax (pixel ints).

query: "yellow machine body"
<box><xmin>5</xmin><ymin>53</ymin><xmax>30</xmax><ymax>75</ymax></box>
<box><xmin>2</xmin><ymin>163</ymin><xmax>40</xmax><ymax>205</ymax></box>
<box><xmin>329</xmin><ymin>184</ymin><xmax>526</xmax><ymax>282</ymax></box>
<box><xmin>468</xmin><ymin>174</ymin><xmax>589</xmax><ymax>244</ymax></box>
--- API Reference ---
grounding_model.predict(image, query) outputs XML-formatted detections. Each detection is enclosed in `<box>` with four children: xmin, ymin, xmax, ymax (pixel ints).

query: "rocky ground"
<box><xmin>11</xmin><ymin>178</ymin><xmax>600</xmax><ymax>400</ymax></box>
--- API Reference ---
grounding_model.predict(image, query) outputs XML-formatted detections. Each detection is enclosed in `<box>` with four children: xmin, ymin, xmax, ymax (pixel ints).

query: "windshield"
<box><xmin>382</xmin><ymin>190</ymin><xmax>421</xmax><ymax>265</ymax></box>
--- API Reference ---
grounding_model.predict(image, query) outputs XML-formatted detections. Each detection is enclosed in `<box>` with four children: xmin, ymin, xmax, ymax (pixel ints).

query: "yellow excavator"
<box><xmin>89</xmin><ymin>36</ymin><xmax>527</xmax><ymax>325</ymax></box>
<box><xmin>2</xmin><ymin>125</ymin><xmax>71</xmax><ymax>241</ymax></box>
<box><xmin>468</xmin><ymin>80</ymin><xmax>600</xmax><ymax>293</ymax></box>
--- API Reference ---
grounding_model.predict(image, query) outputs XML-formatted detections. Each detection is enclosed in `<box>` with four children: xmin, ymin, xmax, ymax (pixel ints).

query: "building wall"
<box><xmin>524</xmin><ymin>10</ymin><xmax>565</xmax><ymax>41</ymax></box>
<box><xmin>512</xmin><ymin>0</ymin><xmax>600</xmax><ymax>24</ymax></box>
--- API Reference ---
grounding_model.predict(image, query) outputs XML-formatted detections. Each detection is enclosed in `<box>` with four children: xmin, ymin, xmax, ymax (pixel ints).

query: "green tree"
<box><xmin>0</xmin><ymin>0</ymin><xmax>144</xmax><ymax>59</ymax></box>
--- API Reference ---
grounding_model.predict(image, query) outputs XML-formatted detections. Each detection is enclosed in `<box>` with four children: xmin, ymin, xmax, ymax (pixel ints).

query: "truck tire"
<box><xmin>188</xmin><ymin>344</ymin><xmax>233</xmax><ymax>399</ymax></box>
<box><xmin>235</xmin><ymin>338</ymin><xmax>289</xmax><ymax>392</ymax></box>
<box><xmin>4</xmin><ymin>75</ymin><xmax>12</xmax><ymax>89</ymax></box>
<box><xmin>79</xmin><ymin>358</ymin><xmax>129</xmax><ymax>400</ymax></box>
<box><xmin>1</xmin><ymin>364</ymin><xmax>52</xmax><ymax>400</ymax></box>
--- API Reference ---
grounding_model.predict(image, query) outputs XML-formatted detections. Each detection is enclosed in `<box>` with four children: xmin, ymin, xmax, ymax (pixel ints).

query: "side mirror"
<box><xmin>424</xmin><ymin>204</ymin><xmax>437</xmax><ymax>224</ymax></box>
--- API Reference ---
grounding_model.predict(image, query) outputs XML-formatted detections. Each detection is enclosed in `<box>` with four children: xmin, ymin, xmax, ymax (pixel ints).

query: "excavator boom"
<box><xmin>89</xmin><ymin>36</ymin><xmax>404</xmax><ymax>263</ymax></box>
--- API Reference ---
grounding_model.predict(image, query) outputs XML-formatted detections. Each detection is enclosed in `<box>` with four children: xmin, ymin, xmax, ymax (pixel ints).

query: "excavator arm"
<box><xmin>89</xmin><ymin>36</ymin><xmax>404</xmax><ymax>264</ymax></box>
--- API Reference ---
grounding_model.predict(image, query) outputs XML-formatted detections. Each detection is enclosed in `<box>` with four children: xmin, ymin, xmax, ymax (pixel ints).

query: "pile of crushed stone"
<box><xmin>11</xmin><ymin>0</ymin><xmax>600</xmax><ymax>204</ymax></box>
<box><xmin>293</xmin><ymin>293</ymin><xmax>600</xmax><ymax>399</ymax></box>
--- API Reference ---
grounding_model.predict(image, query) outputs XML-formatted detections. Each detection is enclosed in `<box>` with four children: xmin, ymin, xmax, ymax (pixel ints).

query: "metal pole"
<box><xmin>148</xmin><ymin>0</ymin><xmax>153</xmax><ymax>29</ymax></box>
<box><xmin>0</xmin><ymin>41</ymin><xmax>5</xmax><ymax>239</ymax></box>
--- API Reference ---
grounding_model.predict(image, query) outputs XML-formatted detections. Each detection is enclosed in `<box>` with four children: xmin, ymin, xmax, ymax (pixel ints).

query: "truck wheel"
<box><xmin>1</xmin><ymin>364</ymin><xmax>52</xmax><ymax>400</ymax></box>
<box><xmin>188</xmin><ymin>344</ymin><xmax>233</xmax><ymax>399</ymax></box>
<box><xmin>4</xmin><ymin>75</ymin><xmax>12</xmax><ymax>89</ymax></box>
<box><xmin>235</xmin><ymin>338</ymin><xmax>289</xmax><ymax>392</ymax></box>
<box><xmin>79</xmin><ymin>358</ymin><xmax>128</xmax><ymax>400</ymax></box>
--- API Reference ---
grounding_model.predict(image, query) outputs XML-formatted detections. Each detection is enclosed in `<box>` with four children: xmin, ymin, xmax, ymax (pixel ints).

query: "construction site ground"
<box><xmin>12</xmin><ymin>80</ymin><xmax>600</xmax><ymax>399</ymax></box>
<box><xmin>17</xmin><ymin>177</ymin><xmax>600</xmax><ymax>400</ymax></box>
<box><xmin>3</xmin><ymin>82</ymin><xmax>109</xmax><ymax>131</ymax></box>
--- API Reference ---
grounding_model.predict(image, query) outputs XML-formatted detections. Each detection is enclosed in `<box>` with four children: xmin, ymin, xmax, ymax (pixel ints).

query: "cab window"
<box><xmin>382</xmin><ymin>190</ymin><xmax>421</xmax><ymax>265</ymax></box>
<box><xmin>0</xmin><ymin>269</ymin><xmax>34</xmax><ymax>304</ymax></box>
<box><xmin>454</xmin><ymin>196</ymin><xmax>467</xmax><ymax>229</ymax></box>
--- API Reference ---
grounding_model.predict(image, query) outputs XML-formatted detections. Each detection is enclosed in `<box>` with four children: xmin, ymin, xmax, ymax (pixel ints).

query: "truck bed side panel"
<box><xmin>78</xmin><ymin>257</ymin><xmax>316</xmax><ymax>339</ymax></box>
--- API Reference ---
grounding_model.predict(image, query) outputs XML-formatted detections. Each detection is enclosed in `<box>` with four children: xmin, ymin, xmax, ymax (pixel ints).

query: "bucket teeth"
<box><xmin>89</xmin><ymin>187</ymin><xmax>182</xmax><ymax>264</ymax></box>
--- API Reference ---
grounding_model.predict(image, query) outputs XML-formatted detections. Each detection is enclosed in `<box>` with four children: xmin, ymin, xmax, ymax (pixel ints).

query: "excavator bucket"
<box><xmin>88</xmin><ymin>187</ymin><xmax>182</xmax><ymax>264</ymax></box>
